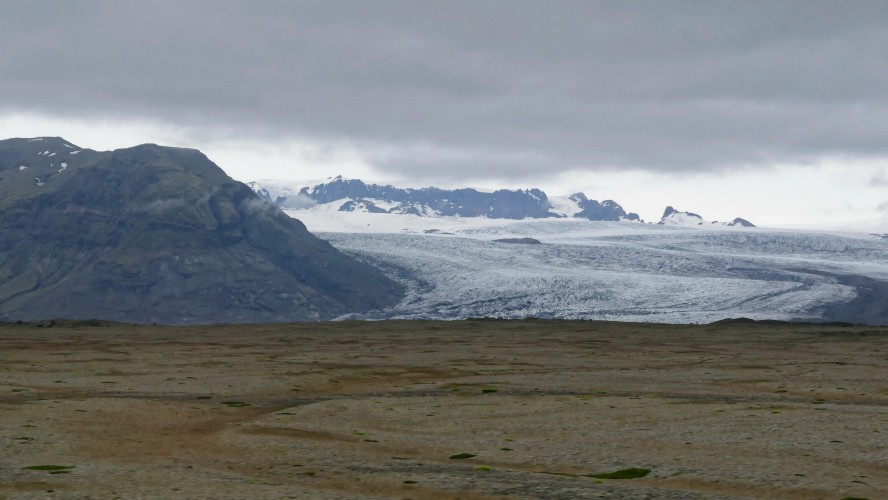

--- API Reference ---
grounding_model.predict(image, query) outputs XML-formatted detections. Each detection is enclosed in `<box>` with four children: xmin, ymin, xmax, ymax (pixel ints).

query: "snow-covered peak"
<box><xmin>568</xmin><ymin>192</ymin><xmax>589</xmax><ymax>204</ymax></box>
<box><xmin>659</xmin><ymin>206</ymin><xmax>705</xmax><ymax>226</ymax></box>
<box><xmin>659</xmin><ymin>206</ymin><xmax>755</xmax><ymax>227</ymax></box>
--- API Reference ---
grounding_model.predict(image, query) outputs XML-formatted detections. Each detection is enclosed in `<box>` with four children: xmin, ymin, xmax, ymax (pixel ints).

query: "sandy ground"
<box><xmin>0</xmin><ymin>319</ymin><xmax>886</xmax><ymax>499</ymax></box>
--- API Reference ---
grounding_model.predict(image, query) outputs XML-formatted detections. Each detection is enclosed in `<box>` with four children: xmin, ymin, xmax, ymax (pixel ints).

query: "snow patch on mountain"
<box><xmin>659</xmin><ymin>206</ymin><xmax>755</xmax><ymax>227</ymax></box>
<box><xmin>659</xmin><ymin>206</ymin><xmax>705</xmax><ymax>226</ymax></box>
<box><xmin>547</xmin><ymin>195</ymin><xmax>583</xmax><ymax>217</ymax></box>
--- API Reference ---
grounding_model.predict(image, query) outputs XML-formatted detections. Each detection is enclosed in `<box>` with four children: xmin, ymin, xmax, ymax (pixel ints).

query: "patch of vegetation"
<box><xmin>475</xmin><ymin>465</ymin><xmax>492</xmax><ymax>471</ymax></box>
<box><xmin>195</xmin><ymin>396</ymin><xmax>212</xmax><ymax>400</ymax></box>
<box><xmin>587</xmin><ymin>467</ymin><xmax>651</xmax><ymax>479</ymax></box>
<box><xmin>23</xmin><ymin>465</ymin><xmax>74</xmax><ymax>473</ymax></box>
<box><xmin>540</xmin><ymin>471</ymin><xmax>577</xmax><ymax>478</ymax></box>
<box><xmin>403</xmin><ymin>480</ymin><xmax>418</xmax><ymax>484</ymax></box>
<box><xmin>481</xmin><ymin>387</ymin><xmax>498</xmax><ymax>393</ymax></box>
<box><xmin>449</xmin><ymin>453</ymin><xmax>476</xmax><ymax>460</ymax></box>
<box><xmin>221</xmin><ymin>401</ymin><xmax>251</xmax><ymax>407</ymax></box>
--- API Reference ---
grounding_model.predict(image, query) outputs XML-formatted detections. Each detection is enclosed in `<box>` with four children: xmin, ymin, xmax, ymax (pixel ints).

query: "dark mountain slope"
<box><xmin>0</xmin><ymin>138</ymin><xmax>403</xmax><ymax>323</ymax></box>
<box><xmin>568</xmin><ymin>193</ymin><xmax>641</xmax><ymax>221</ymax></box>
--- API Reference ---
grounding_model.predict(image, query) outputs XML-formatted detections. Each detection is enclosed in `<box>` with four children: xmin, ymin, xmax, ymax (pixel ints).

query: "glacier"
<box><xmin>282</xmin><ymin>207</ymin><xmax>888</xmax><ymax>324</ymax></box>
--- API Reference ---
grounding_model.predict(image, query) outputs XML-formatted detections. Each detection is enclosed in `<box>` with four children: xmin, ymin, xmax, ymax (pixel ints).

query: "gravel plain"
<box><xmin>1</xmin><ymin>320</ymin><xmax>886</xmax><ymax>499</ymax></box>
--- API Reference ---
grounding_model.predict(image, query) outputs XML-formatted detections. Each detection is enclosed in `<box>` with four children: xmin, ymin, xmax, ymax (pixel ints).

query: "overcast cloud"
<box><xmin>2</xmin><ymin>1</ymin><xmax>888</xmax><ymax>180</ymax></box>
<box><xmin>3</xmin><ymin>1</ymin><xmax>888</xmax><ymax>228</ymax></box>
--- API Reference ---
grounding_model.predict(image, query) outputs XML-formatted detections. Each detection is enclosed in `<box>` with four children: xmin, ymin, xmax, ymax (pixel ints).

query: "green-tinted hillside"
<box><xmin>0</xmin><ymin>138</ymin><xmax>403</xmax><ymax>323</ymax></box>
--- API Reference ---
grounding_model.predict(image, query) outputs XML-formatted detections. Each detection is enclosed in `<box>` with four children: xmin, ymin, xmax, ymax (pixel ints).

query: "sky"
<box><xmin>2</xmin><ymin>1</ymin><xmax>888</xmax><ymax>230</ymax></box>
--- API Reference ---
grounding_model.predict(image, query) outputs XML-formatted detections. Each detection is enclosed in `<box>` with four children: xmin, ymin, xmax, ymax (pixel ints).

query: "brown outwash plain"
<box><xmin>1</xmin><ymin>320</ymin><xmax>886</xmax><ymax>499</ymax></box>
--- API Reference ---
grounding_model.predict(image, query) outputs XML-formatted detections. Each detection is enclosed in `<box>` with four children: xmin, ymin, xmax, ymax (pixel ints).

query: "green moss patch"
<box><xmin>449</xmin><ymin>453</ymin><xmax>476</xmax><ymax>460</ymax></box>
<box><xmin>541</xmin><ymin>471</ymin><xmax>577</xmax><ymax>478</ymax></box>
<box><xmin>588</xmin><ymin>467</ymin><xmax>651</xmax><ymax>479</ymax></box>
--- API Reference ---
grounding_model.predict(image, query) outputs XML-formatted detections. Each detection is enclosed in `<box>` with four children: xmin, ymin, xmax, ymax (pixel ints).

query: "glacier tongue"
<box><xmin>282</xmin><ymin>211</ymin><xmax>888</xmax><ymax>324</ymax></box>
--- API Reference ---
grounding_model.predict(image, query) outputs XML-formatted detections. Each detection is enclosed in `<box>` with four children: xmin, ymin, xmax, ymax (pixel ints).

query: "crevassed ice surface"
<box><xmin>285</xmin><ymin>209</ymin><xmax>888</xmax><ymax>323</ymax></box>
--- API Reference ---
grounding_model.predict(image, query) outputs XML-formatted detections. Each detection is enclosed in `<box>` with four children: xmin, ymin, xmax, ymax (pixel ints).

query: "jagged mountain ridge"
<box><xmin>306</xmin><ymin>176</ymin><xmax>555</xmax><ymax>218</ymax></box>
<box><xmin>658</xmin><ymin>206</ymin><xmax>755</xmax><ymax>227</ymax></box>
<box><xmin>0</xmin><ymin>138</ymin><xmax>403</xmax><ymax>324</ymax></box>
<box><xmin>250</xmin><ymin>176</ymin><xmax>643</xmax><ymax>222</ymax></box>
<box><xmin>567</xmin><ymin>193</ymin><xmax>641</xmax><ymax>222</ymax></box>
<box><xmin>249</xmin><ymin>177</ymin><xmax>751</xmax><ymax>226</ymax></box>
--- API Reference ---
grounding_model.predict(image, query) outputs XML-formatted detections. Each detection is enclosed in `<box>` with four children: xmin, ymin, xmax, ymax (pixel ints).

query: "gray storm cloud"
<box><xmin>2</xmin><ymin>0</ymin><xmax>887</xmax><ymax>182</ymax></box>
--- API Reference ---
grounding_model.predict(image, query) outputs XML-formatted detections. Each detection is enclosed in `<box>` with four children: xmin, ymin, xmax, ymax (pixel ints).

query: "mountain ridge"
<box><xmin>658</xmin><ymin>206</ymin><xmax>755</xmax><ymax>227</ymax></box>
<box><xmin>0</xmin><ymin>137</ymin><xmax>403</xmax><ymax>324</ymax></box>
<box><xmin>249</xmin><ymin>176</ymin><xmax>753</xmax><ymax>226</ymax></box>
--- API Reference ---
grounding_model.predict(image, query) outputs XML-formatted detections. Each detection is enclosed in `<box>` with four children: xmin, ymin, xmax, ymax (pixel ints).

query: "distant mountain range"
<box><xmin>248</xmin><ymin>176</ymin><xmax>755</xmax><ymax>227</ymax></box>
<box><xmin>0</xmin><ymin>138</ymin><xmax>403</xmax><ymax>323</ymax></box>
